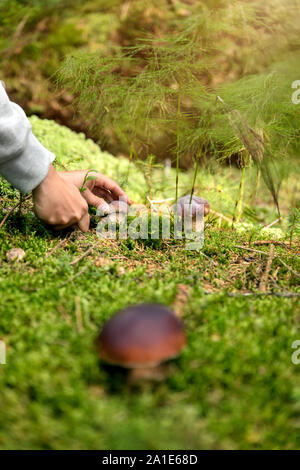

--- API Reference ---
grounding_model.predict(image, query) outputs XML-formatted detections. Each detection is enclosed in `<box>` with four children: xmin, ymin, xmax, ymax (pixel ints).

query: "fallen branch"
<box><xmin>259</xmin><ymin>244</ymin><xmax>275</xmax><ymax>292</ymax></box>
<box><xmin>70</xmin><ymin>245</ymin><xmax>93</xmax><ymax>266</ymax></box>
<box><xmin>200</xmin><ymin>251</ymin><xmax>218</xmax><ymax>266</ymax></box>
<box><xmin>234</xmin><ymin>245</ymin><xmax>300</xmax><ymax>279</ymax></box>
<box><xmin>59</xmin><ymin>265</ymin><xmax>90</xmax><ymax>288</ymax></box>
<box><xmin>210</xmin><ymin>210</ymin><xmax>232</xmax><ymax>224</ymax></box>
<box><xmin>203</xmin><ymin>291</ymin><xmax>300</xmax><ymax>298</ymax></box>
<box><xmin>46</xmin><ymin>238</ymin><xmax>69</xmax><ymax>258</ymax></box>
<box><xmin>278</xmin><ymin>258</ymin><xmax>300</xmax><ymax>279</ymax></box>
<box><xmin>147</xmin><ymin>196</ymin><xmax>174</xmax><ymax>205</ymax></box>
<box><xmin>252</xmin><ymin>240</ymin><xmax>298</xmax><ymax>248</ymax></box>
<box><xmin>264</xmin><ymin>217</ymin><xmax>281</xmax><ymax>229</ymax></box>
<box><xmin>227</xmin><ymin>292</ymin><xmax>299</xmax><ymax>298</ymax></box>
<box><xmin>0</xmin><ymin>195</ymin><xmax>31</xmax><ymax>229</ymax></box>
<box><xmin>234</xmin><ymin>245</ymin><xmax>266</xmax><ymax>255</ymax></box>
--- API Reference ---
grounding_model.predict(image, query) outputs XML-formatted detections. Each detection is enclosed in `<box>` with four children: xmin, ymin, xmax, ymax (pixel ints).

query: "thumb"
<box><xmin>83</xmin><ymin>188</ymin><xmax>110</xmax><ymax>214</ymax></box>
<box><xmin>77</xmin><ymin>211</ymin><xmax>90</xmax><ymax>232</ymax></box>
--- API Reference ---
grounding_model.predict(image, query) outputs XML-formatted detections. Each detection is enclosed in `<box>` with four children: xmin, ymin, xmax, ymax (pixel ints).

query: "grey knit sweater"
<box><xmin>0</xmin><ymin>82</ymin><xmax>54</xmax><ymax>193</ymax></box>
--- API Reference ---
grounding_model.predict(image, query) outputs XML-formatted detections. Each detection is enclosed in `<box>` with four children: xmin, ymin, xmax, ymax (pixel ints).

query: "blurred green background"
<box><xmin>1</xmin><ymin>0</ymin><xmax>300</xmax><ymax>165</ymax></box>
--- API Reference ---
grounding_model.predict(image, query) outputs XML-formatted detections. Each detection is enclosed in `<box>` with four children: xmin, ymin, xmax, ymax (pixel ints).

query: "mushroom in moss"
<box><xmin>173</xmin><ymin>195</ymin><xmax>210</xmax><ymax>219</ymax></box>
<box><xmin>109</xmin><ymin>199</ymin><xmax>129</xmax><ymax>214</ymax></box>
<box><xmin>97</xmin><ymin>304</ymin><xmax>185</xmax><ymax>378</ymax></box>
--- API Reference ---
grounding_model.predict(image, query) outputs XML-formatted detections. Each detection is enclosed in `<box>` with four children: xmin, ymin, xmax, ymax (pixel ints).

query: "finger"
<box><xmin>77</xmin><ymin>211</ymin><xmax>90</xmax><ymax>232</ymax></box>
<box><xmin>94</xmin><ymin>175</ymin><xmax>131</xmax><ymax>204</ymax></box>
<box><xmin>82</xmin><ymin>188</ymin><xmax>110</xmax><ymax>213</ymax></box>
<box><xmin>53</xmin><ymin>217</ymin><xmax>79</xmax><ymax>231</ymax></box>
<box><xmin>92</xmin><ymin>187</ymin><xmax>114</xmax><ymax>203</ymax></box>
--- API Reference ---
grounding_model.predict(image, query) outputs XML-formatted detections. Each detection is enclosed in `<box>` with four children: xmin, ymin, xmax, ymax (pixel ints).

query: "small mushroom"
<box><xmin>173</xmin><ymin>195</ymin><xmax>210</xmax><ymax>218</ymax></box>
<box><xmin>6</xmin><ymin>247</ymin><xmax>25</xmax><ymax>263</ymax></box>
<box><xmin>109</xmin><ymin>200</ymin><xmax>129</xmax><ymax>214</ymax></box>
<box><xmin>128</xmin><ymin>203</ymin><xmax>148</xmax><ymax>217</ymax></box>
<box><xmin>97</xmin><ymin>200</ymin><xmax>129</xmax><ymax>230</ymax></box>
<box><xmin>97</xmin><ymin>304</ymin><xmax>185</xmax><ymax>377</ymax></box>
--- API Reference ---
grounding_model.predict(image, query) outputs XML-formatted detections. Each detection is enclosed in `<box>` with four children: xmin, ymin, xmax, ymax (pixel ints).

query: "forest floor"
<box><xmin>0</xmin><ymin>146</ymin><xmax>299</xmax><ymax>448</ymax></box>
<box><xmin>0</xmin><ymin>0</ymin><xmax>300</xmax><ymax>451</ymax></box>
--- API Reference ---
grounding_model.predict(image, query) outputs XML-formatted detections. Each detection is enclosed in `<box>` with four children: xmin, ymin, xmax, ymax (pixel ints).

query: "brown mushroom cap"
<box><xmin>174</xmin><ymin>195</ymin><xmax>210</xmax><ymax>218</ymax></box>
<box><xmin>97</xmin><ymin>304</ymin><xmax>186</xmax><ymax>368</ymax></box>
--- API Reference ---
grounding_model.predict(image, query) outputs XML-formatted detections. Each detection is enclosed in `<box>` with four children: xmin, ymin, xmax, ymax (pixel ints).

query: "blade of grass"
<box><xmin>175</xmin><ymin>94</ymin><xmax>181</xmax><ymax>203</ymax></box>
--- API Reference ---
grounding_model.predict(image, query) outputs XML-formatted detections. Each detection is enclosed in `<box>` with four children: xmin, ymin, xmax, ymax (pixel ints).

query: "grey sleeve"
<box><xmin>0</xmin><ymin>82</ymin><xmax>55</xmax><ymax>193</ymax></box>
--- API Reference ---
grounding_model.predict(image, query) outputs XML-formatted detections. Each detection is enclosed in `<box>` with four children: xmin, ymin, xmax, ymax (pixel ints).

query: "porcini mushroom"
<box><xmin>97</xmin><ymin>304</ymin><xmax>185</xmax><ymax>369</ymax></box>
<box><xmin>173</xmin><ymin>195</ymin><xmax>210</xmax><ymax>218</ymax></box>
<box><xmin>109</xmin><ymin>199</ymin><xmax>129</xmax><ymax>214</ymax></box>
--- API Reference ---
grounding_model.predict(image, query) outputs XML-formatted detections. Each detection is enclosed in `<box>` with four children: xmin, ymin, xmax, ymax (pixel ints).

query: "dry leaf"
<box><xmin>94</xmin><ymin>256</ymin><xmax>112</xmax><ymax>267</ymax></box>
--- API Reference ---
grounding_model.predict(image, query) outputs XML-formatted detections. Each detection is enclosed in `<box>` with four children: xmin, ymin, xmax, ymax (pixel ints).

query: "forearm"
<box><xmin>0</xmin><ymin>82</ymin><xmax>55</xmax><ymax>193</ymax></box>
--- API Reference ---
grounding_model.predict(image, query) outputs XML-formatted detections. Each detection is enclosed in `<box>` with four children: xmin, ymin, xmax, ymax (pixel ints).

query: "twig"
<box><xmin>147</xmin><ymin>197</ymin><xmax>174</xmax><ymax>204</ymax></box>
<box><xmin>0</xmin><ymin>195</ymin><xmax>31</xmax><ymax>229</ymax></box>
<box><xmin>259</xmin><ymin>244</ymin><xmax>275</xmax><ymax>292</ymax></box>
<box><xmin>57</xmin><ymin>305</ymin><xmax>72</xmax><ymax>326</ymax></box>
<box><xmin>234</xmin><ymin>245</ymin><xmax>300</xmax><ymax>278</ymax></box>
<box><xmin>264</xmin><ymin>217</ymin><xmax>282</xmax><ymax>229</ymax></box>
<box><xmin>226</xmin><ymin>292</ymin><xmax>300</xmax><ymax>298</ymax></box>
<box><xmin>278</xmin><ymin>258</ymin><xmax>300</xmax><ymax>279</ymax></box>
<box><xmin>70</xmin><ymin>245</ymin><xmax>93</xmax><ymax>265</ymax></box>
<box><xmin>234</xmin><ymin>245</ymin><xmax>267</xmax><ymax>255</ymax></box>
<box><xmin>210</xmin><ymin>210</ymin><xmax>232</xmax><ymax>223</ymax></box>
<box><xmin>59</xmin><ymin>265</ymin><xmax>90</xmax><ymax>288</ymax></box>
<box><xmin>252</xmin><ymin>240</ymin><xmax>296</xmax><ymax>247</ymax></box>
<box><xmin>46</xmin><ymin>238</ymin><xmax>68</xmax><ymax>258</ymax></box>
<box><xmin>14</xmin><ymin>14</ymin><xmax>29</xmax><ymax>40</ymax></box>
<box><xmin>3</xmin><ymin>14</ymin><xmax>29</xmax><ymax>59</ymax></box>
<box><xmin>203</xmin><ymin>290</ymin><xmax>299</xmax><ymax>298</ymax></box>
<box><xmin>200</xmin><ymin>251</ymin><xmax>218</xmax><ymax>266</ymax></box>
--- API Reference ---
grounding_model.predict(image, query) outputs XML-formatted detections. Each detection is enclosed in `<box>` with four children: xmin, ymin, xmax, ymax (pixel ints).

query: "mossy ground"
<box><xmin>0</xmin><ymin>119</ymin><xmax>299</xmax><ymax>450</ymax></box>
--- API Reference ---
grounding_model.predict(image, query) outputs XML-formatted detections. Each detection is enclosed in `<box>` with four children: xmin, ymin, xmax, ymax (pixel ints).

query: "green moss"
<box><xmin>0</xmin><ymin>117</ymin><xmax>299</xmax><ymax>450</ymax></box>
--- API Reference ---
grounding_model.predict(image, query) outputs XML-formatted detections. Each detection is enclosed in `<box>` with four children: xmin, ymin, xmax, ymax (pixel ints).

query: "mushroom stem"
<box><xmin>128</xmin><ymin>365</ymin><xmax>170</xmax><ymax>383</ymax></box>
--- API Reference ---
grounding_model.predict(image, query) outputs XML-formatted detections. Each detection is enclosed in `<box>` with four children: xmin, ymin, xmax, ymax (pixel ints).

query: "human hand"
<box><xmin>58</xmin><ymin>169</ymin><xmax>131</xmax><ymax>213</ymax></box>
<box><xmin>32</xmin><ymin>164</ymin><xmax>90</xmax><ymax>231</ymax></box>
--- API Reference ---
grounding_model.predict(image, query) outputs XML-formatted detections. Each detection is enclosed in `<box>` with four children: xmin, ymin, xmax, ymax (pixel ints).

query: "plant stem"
<box><xmin>79</xmin><ymin>170</ymin><xmax>98</xmax><ymax>193</ymax></box>
<box><xmin>189</xmin><ymin>159</ymin><xmax>199</xmax><ymax>206</ymax></box>
<box><xmin>289</xmin><ymin>208</ymin><xmax>296</xmax><ymax>247</ymax></box>
<box><xmin>236</xmin><ymin>166</ymin><xmax>245</xmax><ymax>223</ymax></box>
<box><xmin>175</xmin><ymin>93</ymin><xmax>181</xmax><ymax>203</ymax></box>
<box><xmin>247</xmin><ymin>167</ymin><xmax>261</xmax><ymax>205</ymax></box>
<box><xmin>232</xmin><ymin>165</ymin><xmax>246</xmax><ymax>227</ymax></box>
<box><xmin>147</xmin><ymin>155</ymin><xmax>154</xmax><ymax>200</ymax></box>
<box><xmin>189</xmin><ymin>145</ymin><xmax>203</xmax><ymax>206</ymax></box>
